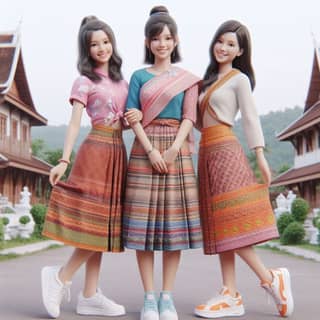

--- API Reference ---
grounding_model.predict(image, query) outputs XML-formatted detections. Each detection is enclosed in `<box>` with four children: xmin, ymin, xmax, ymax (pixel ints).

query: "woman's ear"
<box><xmin>237</xmin><ymin>48</ymin><xmax>244</xmax><ymax>57</ymax></box>
<box><xmin>145</xmin><ymin>38</ymin><xmax>149</xmax><ymax>48</ymax></box>
<box><xmin>174</xmin><ymin>36</ymin><xmax>179</xmax><ymax>47</ymax></box>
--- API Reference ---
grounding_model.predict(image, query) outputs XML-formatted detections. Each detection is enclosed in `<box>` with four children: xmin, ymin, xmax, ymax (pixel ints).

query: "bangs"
<box><xmin>147</xmin><ymin>22</ymin><xmax>168</xmax><ymax>38</ymax></box>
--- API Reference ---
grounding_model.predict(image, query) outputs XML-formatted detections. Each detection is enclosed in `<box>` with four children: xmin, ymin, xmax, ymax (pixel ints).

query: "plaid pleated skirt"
<box><xmin>198</xmin><ymin>124</ymin><xmax>279</xmax><ymax>255</ymax></box>
<box><xmin>42</xmin><ymin>125</ymin><xmax>127</xmax><ymax>252</ymax></box>
<box><xmin>123</xmin><ymin>119</ymin><xmax>202</xmax><ymax>251</ymax></box>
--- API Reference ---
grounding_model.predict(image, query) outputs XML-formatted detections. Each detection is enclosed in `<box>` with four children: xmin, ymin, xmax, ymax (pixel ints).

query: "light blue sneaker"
<box><xmin>141</xmin><ymin>292</ymin><xmax>159</xmax><ymax>320</ymax></box>
<box><xmin>158</xmin><ymin>291</ymin><xmax>178</xmax><ymax>320</ymax></box>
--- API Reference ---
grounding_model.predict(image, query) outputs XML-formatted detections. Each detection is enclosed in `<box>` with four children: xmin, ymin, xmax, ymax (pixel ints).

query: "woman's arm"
<box><xmin>255</xmin><ymin>147</ymin><xmax>271</xmax><ymax>185</ymax></box>
<box><xmin>162</xmin><ymin>119</ymin><xmax>193</xmax><ymax>164</ymax></box>
<box><xmin>50</xmin><ymin>101</ymin><xmax>84</xmax><ymax>185</ymax></box>
<box><xmin>130</xmin><ymin>121</ymin><xmax>168</xmax><ymax>173</ymax></box>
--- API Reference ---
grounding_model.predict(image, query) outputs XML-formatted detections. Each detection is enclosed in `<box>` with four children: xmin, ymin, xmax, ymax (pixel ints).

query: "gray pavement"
<box><xmin>0</xmin><ymin>245</ymin><xmax>319</xmax><ymax>320</ymax></box>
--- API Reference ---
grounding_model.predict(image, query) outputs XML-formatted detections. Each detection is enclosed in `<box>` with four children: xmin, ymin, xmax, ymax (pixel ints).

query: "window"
<box><xmin>11</xmin><ymin>119</ymin><xmax>18</xmax><ymax>140</ymax></box>
<box><xmin>306</xmin><ymin>130</ymin><xmax>315</xmax><ymax>152</ymax></box>
<box><xmin>0</xmin><ymin>113</ymin><xmax>7</xmax><ymax>140</ymax></box>
<box><xmin>22</xmin><ymin>123</ymin><xmax>28</xmax><ymax>142</ymax></box>
<box><xmin>296</xmin><ymin>135</ymin><xmax>303</xmax><ymax>155</ymax></box>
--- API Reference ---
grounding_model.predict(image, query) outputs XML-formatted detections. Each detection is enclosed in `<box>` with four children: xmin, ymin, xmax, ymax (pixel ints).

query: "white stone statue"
<box><xmin>19</xmin><ymin>186</ymin><xmax>31</xmax><ymax>209</ymax></box>
<box><xmin>286</xmin><ymin>190</ymin><xmax>296</xmax><ymax>212</ymax></box>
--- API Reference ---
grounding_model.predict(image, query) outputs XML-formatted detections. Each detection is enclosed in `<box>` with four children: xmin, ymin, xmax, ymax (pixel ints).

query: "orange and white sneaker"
<box><xmin>194</xmin><ymin>287</ymin><xmax>245</xmax><ymax>318</ymax></box>
<box><xmin>261</xmin><ymin>268</ymin><xmax>294</xmax><ymax>317</ymax></box>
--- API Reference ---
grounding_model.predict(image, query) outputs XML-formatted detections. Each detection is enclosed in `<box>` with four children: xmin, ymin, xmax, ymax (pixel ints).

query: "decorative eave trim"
<box><xmin>4</xmin><ymin>95</ymin><xmax>47</xmax><ymax>125</ymax></box>
<box><xmin>0</xmin><ymin>32</ymin><xmax>21</xmax><ymax>94</ymax></box>
<box><xmin>271</xmin><ymin>172</ymin><xmax>320</xmax><ymax>187</ymax></box>
<box><xmin>277</xmin><ymin>116</ymin><xmax>320</xmax><ymax>141</ymax></box>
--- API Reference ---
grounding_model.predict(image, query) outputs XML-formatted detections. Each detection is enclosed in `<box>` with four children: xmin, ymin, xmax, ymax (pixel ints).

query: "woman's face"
<box><xmin>89</xmin><ymin>30</ymin><xmax>113</xmax><ymax>67</ymax></box>
<box><xmin>213</xmin><ymin>32</ymin><xmax>242</xmax><ymax>66</ymax></box>
<box><xmin>148</xmin><ymin>25</ymin><xmax>176</xmax><ymax>63</ymax></box>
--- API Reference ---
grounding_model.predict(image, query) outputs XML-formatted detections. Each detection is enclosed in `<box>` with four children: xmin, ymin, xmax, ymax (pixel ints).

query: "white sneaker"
<box><xmin>261</xmin><ymin>268</ymin><xmax>294</xmax><ymax>317</ymax></box>
<box><xmin>194</xmin><ymin>287</ymin><xmax>245</xmax><ymax>318</ymax></box>
<box><xmin>76</xmin><ymin>288</ymin><xmax>126</xmax><ymax>316</ymax></box>
<box><xmin>140</xmin><ymin>292</ymin><xmax>159</xmax><ymax>320</ymax></box>
<box><xmin>159</xmin><ymin>292</ymin><xmax>178</xmax><ymax>320</ymax></box>
<box><xmin>41</xmin><ymin>265</ymin><xmax>71</xmax><ymax>318</ymax></box>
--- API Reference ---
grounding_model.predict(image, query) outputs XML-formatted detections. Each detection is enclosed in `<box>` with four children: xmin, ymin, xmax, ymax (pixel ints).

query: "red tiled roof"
<box><xmin>0</xmin><ymin>151</ymin><xmax>52</xmax><ymax>175</ymax></box>
<box><xmin>271</xmin><ymin>162</ymin><xmax>320</xmax><ymax>187</ymax></box>
<box><xmin>277</xmin><ymin>101</ymin><xmax>320</xmax><ymax>140</ymax></box>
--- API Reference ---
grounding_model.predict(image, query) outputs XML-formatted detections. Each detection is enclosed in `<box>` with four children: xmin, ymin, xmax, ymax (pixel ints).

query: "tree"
<box><xmin>44</xmin><ymin>149</ymin><xmax>75</xmax><ymax>180</ymax></box>
<box><xmin>31</xmin><ymin>139</ymin><xmax>46</xmax><ymax>158</ymax></box>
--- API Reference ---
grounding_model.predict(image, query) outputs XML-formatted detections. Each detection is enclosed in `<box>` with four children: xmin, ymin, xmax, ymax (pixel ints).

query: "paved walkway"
<box><xmin>0</xmin><ymin>245</ymin><xmax>319</xmax><ymax>320</ymax></box>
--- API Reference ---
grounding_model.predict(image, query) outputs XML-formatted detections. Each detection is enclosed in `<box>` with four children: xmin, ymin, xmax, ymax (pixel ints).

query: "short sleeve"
<box><xmin>237</xmin><ymin>74</ymin><xmax>265</xmax><ymax>149</ymax></box>
<box><xmin>126</xmin><ymin>72</ymin><xmax>142</xmax><ymax>111</ymax></box>
<box><xmin>69</xmin><ymin>76</ymin><xmax>92</xmax><ymax>107</ymax></box>
<box><xmin>182</xmin><ymin>84</ymin><xmax>198</xmax><ymax>123</ymax></box>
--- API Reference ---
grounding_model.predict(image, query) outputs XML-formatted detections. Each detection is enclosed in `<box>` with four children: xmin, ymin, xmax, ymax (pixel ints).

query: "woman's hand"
<box><xmin>49</xmin><ymin>163</ymin><xmax>68</xmax><ymax>186</ymax></box>
<box><xmin>256</xmin><ymin>149</ymin><xmax>271</xmax><ymax>185</ymax></box>
<box><xmin>162</xmin><ymin>146</ymin><xmax>179</xmax><ymax>165</ymax></box>
<box><xmin>124</xmin><ymin>108</ymin><xmax>143</xmax><ymax>125</ymax></box>
<box><xmin>148</xmin><ymin>148</ymin><xmax>168</xmax><ymax>174</ymax></box>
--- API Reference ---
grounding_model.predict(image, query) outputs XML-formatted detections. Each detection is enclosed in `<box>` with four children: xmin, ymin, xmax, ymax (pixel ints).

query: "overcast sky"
<box><xmin>1</xmin><ymin>0</ymin><xmax>320</xmax><ymax>126</ymax></box>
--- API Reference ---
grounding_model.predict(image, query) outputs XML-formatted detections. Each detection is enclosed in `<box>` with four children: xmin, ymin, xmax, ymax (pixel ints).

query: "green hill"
<box><xmin>31</xmin><ymin>106</ymin><xmax>302</xmax><ymax>172</ymax></box>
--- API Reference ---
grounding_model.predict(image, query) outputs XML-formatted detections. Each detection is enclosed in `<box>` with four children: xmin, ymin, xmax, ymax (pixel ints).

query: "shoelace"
<box><xmin>159</xmin><ymin>296</ymin><xmax>175</xmax><ymax>312</ymax></box>
<box><xmin>144</xmin><ymin>297</ymin><xmax>158</xmax><ymax>312</ymax></box>
<box><xmin>60</xmin><ymin>283</ymin><xmax>71</xmax><ymax>303</ymax></box>
<box><xmin>206</xmin><ymin>293</ymin><xmax>226</xmax><ymax>306</ymax></box>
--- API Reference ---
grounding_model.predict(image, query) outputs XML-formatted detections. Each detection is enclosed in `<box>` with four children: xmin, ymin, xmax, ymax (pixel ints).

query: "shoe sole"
<box><xmin>77</xmin><ymin>306</ymin><xmax>126</xmax><ymax>316</ymax></box>
<box><xmin>279</xmin><ymin>267</ymin><xmax>294</xmax><ymax>317</ymax></box>
<box><xmin>194</xmin><ymin>305</ymin><xmax>245</xmax><ymax>318</ymax></box>
<box><xmin>140</xmin><ymin>309</ymin><xmax>159</xmax><ymax>320</ymax></box>
<box><xmin>41</xmin><ymin>267</ymin><xmax>59</xmax><ymax>318</ymax></box>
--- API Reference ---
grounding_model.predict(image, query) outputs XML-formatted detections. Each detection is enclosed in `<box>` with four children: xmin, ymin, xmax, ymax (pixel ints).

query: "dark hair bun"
<box><xmin>80</xmin><ymin>15</ymin><xmax>98</xmax><ymax>27</ymax></box>
<box><xmin>149</xmin><ymin>5</ymin><xmax>169</xmax><ymax>16</ymax></box>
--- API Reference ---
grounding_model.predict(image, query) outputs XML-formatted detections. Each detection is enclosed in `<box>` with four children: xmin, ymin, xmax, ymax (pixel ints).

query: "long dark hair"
<box><xmin>77</xmin><ymin>16</ymin><xmax>123</xmax><ymax>82</ymax></box>
<box><xmin>202</xmin><ymin>20</ymin><xmax>255</xmax><ymax>92</ymax></box>
<box><xmin>144</xmin><ymin>5</ymin><xmax>181</xmax><ymax>64</ymax></box>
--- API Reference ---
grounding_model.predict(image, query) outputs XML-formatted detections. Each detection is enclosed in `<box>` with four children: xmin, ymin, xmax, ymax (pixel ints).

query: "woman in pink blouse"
<box><xmin>41</xmin><ymin>16</ymin><xmax>133</xmax><ymax>318</ymax></box>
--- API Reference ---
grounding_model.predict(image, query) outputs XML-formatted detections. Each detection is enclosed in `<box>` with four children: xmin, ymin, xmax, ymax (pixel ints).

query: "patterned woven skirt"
<box><xmin>123</xmin><ymin>119</ymin><xmax>202</xmax><ymax>251</ymax></box>
<box><xmin>198</xmin><ymin>124</ymin><xmax>279</xmax><ymax>255</ymax></box>
<box><xmin>42</xmin><ymin>125</ymin><xmax>127</xmax><ymax>252</ymax></box>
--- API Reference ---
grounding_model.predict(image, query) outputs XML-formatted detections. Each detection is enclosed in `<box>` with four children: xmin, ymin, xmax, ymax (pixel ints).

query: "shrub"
<box><xmin>313</xmin><ymin>216</ymin><xmax>320</xmax><ymax>230</ymax></box>
<box><xmin>0</xmin><ymin>218</ymin><xmax>3</xmax><ymax>243</ymax></box>
<box><xmin>2</xmin><ymin>217</ymin><xmax>9</xmax><ymax>226</ymax></box>
<box><xmin>277</xmin><ymin>212</ymin><xmax>294</xmax><ymax>235</ymax></box>
<box><xmin>280</xmin><ymin>222</ymin><xmax>305</xmax><ymax>245</ymax></box>
<box><xmin>19</xmin><ymin>215</ymin><xmax>31</xmax><ymax>225</ymax></box>
<box><xmin>291</xmin><ymin>198</ymin><xmax>309</xmax><ymax>223</ymax></box>
<box><xmin>30</xmin><ymin>204</ymin><xmax>47</xmax><ymax>236</ymax></box>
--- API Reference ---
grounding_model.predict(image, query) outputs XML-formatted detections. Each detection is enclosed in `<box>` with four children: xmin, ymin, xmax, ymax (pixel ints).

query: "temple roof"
<box><xmin>0</xmin><ymin>151</ymin><xmax>52</xmax><ymax>175</ymax></box>
<box><xmin>271</xmin><ymin>162</ymin><xmax>320</xmax><ymax>187</ymax></box>
<box><xmin>0</xmin><ymin>29</ymin><xmax>47</xmax><ymax>126</ymax></box>
<box><xmin>276</xmin><ymin>44</ymin><xmax>320</xmax><ymax>141</ymax></box>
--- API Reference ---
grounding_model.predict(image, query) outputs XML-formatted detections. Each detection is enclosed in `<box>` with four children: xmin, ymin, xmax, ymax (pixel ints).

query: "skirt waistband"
<box><xmin>91</xmin><ymin>124</ymin><xmax>122</xmax><ymax>138</ymax></box>
<box><xmin>149</xmin><ymin>119</ymin><xmax>180</xmax><ymax>127</ymax></box>
<box><xmin>200</xmin><ymin>124</ymin><xmax>236</xmax><ymax>146</ymax></box>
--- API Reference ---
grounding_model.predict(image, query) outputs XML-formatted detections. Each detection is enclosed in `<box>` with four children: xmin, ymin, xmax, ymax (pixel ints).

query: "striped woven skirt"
<box><xmin>42</xmin><ymin>125</ymin><xmax>127</xmax><ymax>252</ymax></box>
<box><xmin>198</xmin><ymin>124</ymin><xmax>279</xmax><ymax>255</ymax></box>
<box><xmin>123</xmin><ymin>119</ymin><xmax>202</xmax><ymax>251</ymax></box>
